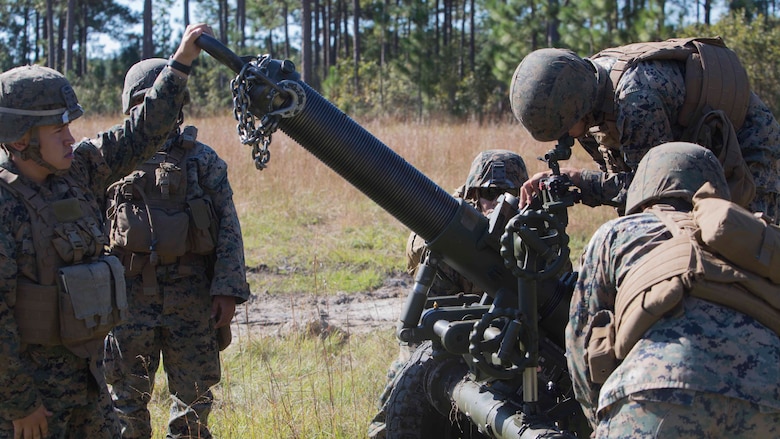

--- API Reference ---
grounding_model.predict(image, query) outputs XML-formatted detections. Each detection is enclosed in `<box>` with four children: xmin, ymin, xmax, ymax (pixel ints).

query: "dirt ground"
<box><xmin>231</xmin><ymin>275</ymin><xmax>412</xmax><ymax>339</ymax></box>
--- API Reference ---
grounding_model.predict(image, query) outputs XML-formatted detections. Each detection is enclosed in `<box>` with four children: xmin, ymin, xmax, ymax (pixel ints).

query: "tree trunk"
<box><xmin>323</xmin><ymin>0</ymin><xmax>332</xmax><ymax>75</ymax></box>
<box><xmin>21</xmin><ymin>2</ymin><xmax>30</xmax><ymax>65</ymax></box>
<box><xmin>79</xmin><ymin>6</ymin><xmax>87</xmax><ymax>75</ymax></box>
<box><xmin>352</xmin><ymin>0</ymin><xmax>360</xmax><ymax>93</ymax></box>
<box><xmin>284</xmin><ymin>2</ymin><xmax>290</xmax><ymax>58</ymax></box>
<box><xmin>65</xmin><ymin>0</ymin><xmax>75</xmax><ymax>74</ymax></box>
<box><xmin>35</xmin><ymin>9</ymin><xmax>41</xmax><ymax>63</ymax></box>
<box><xmin>57</xmin><ymin>8</ymin><xmax>65</xmax><ymax>70</ymax></box>
<box><xmin>435</xmin><ymin>0</ymin><xmax>440</xmax><ymax>57</ymax></box>
<box><xmin>314</xmin><ymin>0</ymin><xmax>321</xmax><ymax>80</ymax></box>
<box><xmin>342</xmin><ymin>0</ymin><xmax>349</xmax><ymax>60</ymax></box>
<box><xmin>46</xmin><ymin>0</ymin><xmax>54</xmax><ymax>68</ymax></box>
<box><xmin>143</xmin><ymin>0</ymin><xmax>153</xmax><ymax>59</ymax></box>
<box><xmin>332</xmin><ymin>0</ymin><xmax>340</xmax><ymax>64</ymax></box>
<box><xmin>236</xmin><ymin>0</ymin><xmax>246</xmax><ymax>48</ymax></box>
<box><xmin>267</xmin><ymin>30</ymin><xmax>275</xmax><ymax>58</ymax></box>
<box><xmin>218</xmin><ymin>0</ymin><xmax>228</xmax><ymax>44</ymax></box>
<box><xmin>469</xmin><ymin>0</ymin><xmax>474</xmax><ymax>72</ymax></box>
<box><xmin>302</xmin><ymin>0</ymin><xmax>313</xmax><ymax>83</ymax></box>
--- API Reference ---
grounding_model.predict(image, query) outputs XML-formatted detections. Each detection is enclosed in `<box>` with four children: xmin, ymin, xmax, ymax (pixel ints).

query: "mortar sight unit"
<box><xmin>196</xmin><ymin>34</ymin><xmax>591</xmax><ymax>438</ymax></box>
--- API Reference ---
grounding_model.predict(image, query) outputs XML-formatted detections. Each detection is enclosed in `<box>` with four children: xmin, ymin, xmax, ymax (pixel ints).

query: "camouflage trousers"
<box><xmin>0</xmin><ymin>345</ymin><xmax>120</xmax><ymax>438</ymax></box>
<box><xmin>596</xmin><ymin>389</ymin><xmax>780</xmax><ymax>438</ymax></box>
<box><xmin>104</xmin><ymin>266</ymin><xmax>220</xmax><ymax>439</ymax></box>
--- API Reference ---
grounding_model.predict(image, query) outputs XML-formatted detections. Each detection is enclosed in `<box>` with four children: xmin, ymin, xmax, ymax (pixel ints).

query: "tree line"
<box><xmin>1</xmin><ymin>0</ymin><xmax>779</xmax><ymax>121</ymax></box>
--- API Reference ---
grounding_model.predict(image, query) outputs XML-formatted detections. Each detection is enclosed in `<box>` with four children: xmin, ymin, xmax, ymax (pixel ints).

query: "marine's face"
<box><xmin>476</xmin><ymin>187</ymin><xmax>518</xmax><ymax>214</ymax></box>
<box><xmin>37</xmin><ymin>123</ymin><xmax>76</xmax><ymax>170</ymax></box>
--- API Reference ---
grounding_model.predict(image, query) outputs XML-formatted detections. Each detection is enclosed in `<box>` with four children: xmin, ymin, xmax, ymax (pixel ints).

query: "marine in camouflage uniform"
<box><xmin>368</xmin><ymin>150</ymin><xmax>528</xmax><ymax>438</ymax></box>
<box><xmin>567</xmin><ymin>142</ymin><xmax>780</xmax><ymax>437</ymax></box>
<box><xmin>510</xmin><ymin>44</ymin><xmax>780</xmax><ymax>222</ymax></box>
<box><xmin>103</xmin><ymin>58</ymin><xmax>251</xmax><ymax>439</ymax></box>
<box><xmin>0</xmin><ymin>23</ymin><xmax>207</xmax><ymax>439</ymax></box>
<box><xmin>404</xmin><ymin>149</ymin><xmax>529</xmax><ymax>296</ymax></box>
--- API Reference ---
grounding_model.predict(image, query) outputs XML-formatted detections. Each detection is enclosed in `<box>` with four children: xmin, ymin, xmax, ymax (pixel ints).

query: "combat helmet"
<box><xmin>463</xmin><ymin>149</ymin><xmax>528</xmax><ymax>201</ymax></box>
<box><xmin>121</xmin><ymin>58</ymin><xmax>170</xmax><ymax>114</ymax></box>
<box><xmin>0</xmin><ymin>65</ymin><xmax>83</xmax><ymax>143</ymax></box>
<box><xmin>510</xmin><ymin>49</ymin><xmax>597</xmax><ymax>142</ymax></box>
<box><xmin>625</xmin><ymin>142</ymin><xmax>730</xmax><ymax>215</ymax></box>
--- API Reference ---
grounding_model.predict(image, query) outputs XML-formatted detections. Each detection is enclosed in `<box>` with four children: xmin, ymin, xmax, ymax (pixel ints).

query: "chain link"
<box><xmin>231</xmin><ymin>55</ymin><xmax>277</xmax><ymax>170</ymax></box>
<box><xmin>230</xmin><ymin>55</ymin><xmax>307</xmax><ymax>170</ymax></box>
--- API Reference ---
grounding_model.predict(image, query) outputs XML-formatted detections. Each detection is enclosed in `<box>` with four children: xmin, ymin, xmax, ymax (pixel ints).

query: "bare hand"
<box><xmin>171</xmin><ymin>23</ymin><xmax>215</xmax><ymax>68</ymax></box>
<box><xmin>519</xmin><ymin>167</ymin><xmax>583</xmax><ymax>207</ymax></box>
<box><xmin>519</xmin><ymin>170</ymin><xmax>551</xmax><ymax>207</ymax></box>
<box><xmin>211</xmin><ymin>295</ymin><xmax>237</xmax><ymax>328</ymax></box>
<box><xmin>13</xmin><ymin>404</ymin><xmax>51</xmax><ymax>439</ymax></box>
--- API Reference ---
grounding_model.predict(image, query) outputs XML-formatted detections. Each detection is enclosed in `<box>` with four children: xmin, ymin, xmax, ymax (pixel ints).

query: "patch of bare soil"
<box><xmin>231</xmin><ymin>276</ymin><xmax>412</xmax><ymax>339</ymax></box>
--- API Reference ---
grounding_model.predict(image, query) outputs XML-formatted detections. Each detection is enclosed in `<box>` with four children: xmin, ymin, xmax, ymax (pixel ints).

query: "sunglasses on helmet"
<box><xmin>478</xmin><ymin>187</ymin><xmax>519</xmax><ymax>201</ymax></box>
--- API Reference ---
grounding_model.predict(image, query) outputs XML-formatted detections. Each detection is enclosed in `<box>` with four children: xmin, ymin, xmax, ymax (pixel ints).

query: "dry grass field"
<box><xmin>73</xmin><ymin>113</ymin><xmax>617</xmax><ymax>438</ymax></box>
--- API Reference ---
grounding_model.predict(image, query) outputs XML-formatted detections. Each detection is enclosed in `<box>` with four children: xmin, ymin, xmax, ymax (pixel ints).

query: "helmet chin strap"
<box><xmin>16</xmin><ymin>129</ymin><xmax>67</xmax><ymax>176</ymax></box>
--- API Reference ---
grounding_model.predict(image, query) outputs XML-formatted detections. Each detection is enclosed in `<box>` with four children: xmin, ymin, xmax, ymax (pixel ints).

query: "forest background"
<box><xmin>1</xmin><ymin>0</ymin><xmax>780</xmax><ymax>121</ymax></box>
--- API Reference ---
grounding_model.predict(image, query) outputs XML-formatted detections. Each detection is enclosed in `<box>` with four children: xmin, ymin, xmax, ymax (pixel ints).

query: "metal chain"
<box><xmin>230</xmin><ymin>55</ymin><xmax>307</xmax><ymax>170</ymax></box>
<box><xmin>231</xmin><ymin>55</ymin><xmax>278</xmax><ymax>170</ymax></box>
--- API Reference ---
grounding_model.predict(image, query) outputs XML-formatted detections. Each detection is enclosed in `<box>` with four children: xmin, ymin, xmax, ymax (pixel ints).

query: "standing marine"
<box><xmin>0</xmin><ymin>23</ymin><xmax>210</xmax><ymax>439</ymax></box>
<box><xmin>103</xmin><ymin>56</ymin><xmax>251</xmax><ymax>439</ymax></box>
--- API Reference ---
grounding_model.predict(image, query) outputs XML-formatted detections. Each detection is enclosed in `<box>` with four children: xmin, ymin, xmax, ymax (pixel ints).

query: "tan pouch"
<box><xmin>586</xmin><ymin>310</ymin><xmax>618</xmax><ymax>384</ymax></box>
<box><xmin>693</xmin><ymin>183</ymin><xmax>780</xmax><ymax>283</ymax></box>
<box><xmin>112</xmin><ymin>203</ymin><xmax>189</xmax><ymax>257</ymax></box>
<box><xmin>615</xmin><ymin>277</ymin><xmax>685</xmax><ymax>359</ymax></box>
<box><xmin>58</xmin><ymin>256</ymin><xmax>128</xmax><ymax>357</ymax></box>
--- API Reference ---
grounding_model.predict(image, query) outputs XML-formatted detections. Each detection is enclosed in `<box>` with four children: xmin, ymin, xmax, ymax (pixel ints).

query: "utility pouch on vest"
<box><xmin>112</xmin><ymin>201</ymin><xmax>189</xmax><ymax>257</ymax></box>
<box><xmin>58</xmin><ymin>255</ymin><xmax>128</xmax><ymax>357</ymax></box>
<box><xmin>187</xmin><ymin>197</ymin><xmax>217</xmax><ymax>255</ymax></box>
<box><xmin>586</xmin><ymin>309</ymin><xmax>618</xmax><ymax>384</ymax></box>
<box><xmin>693</xmin><ymin>183</ymin><xmax>780</xmax><ymax>283</ymax></box>
<box><xmin>14</xmin><ymin>281</ymin><xmax>61</xmax><ymax>346</ymax></box>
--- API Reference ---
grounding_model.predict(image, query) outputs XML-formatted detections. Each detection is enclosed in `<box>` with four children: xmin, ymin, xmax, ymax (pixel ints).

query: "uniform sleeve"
<box><xmin>405</xmin><ymin>232</ymin><xmax>426</xmax><ymax>276</ymax></box>
<box><xmin>579</xmin><ymin>169</ymin><xmax>631</xmax><ymax>213</ymax></box>
<box><xmin>0</xmin><ymin>202</ymin><xmax>43</xmax><ymax>421</ymax></box>
<box><xmin>577</xmin><ymin>61</ymin><xmax>682</xmax><ymax>210</ymax></box>
<box><xmin>617</xmin><ymin>90</ymin><xmax>676</xmax><ymax>170</ymax></box>
<box><xmin>72</xmin><ymin>67</ymin><xmax>190</xmax><ymax>194</ymax></box>
<box><xmin>197</xmin><ymin>144</ymin><xmax>251</xmax><ymax>304</ymax></box>
<box><xmin>565</xmin><ymin>222</ymin><xmax>618</xmax><ymax>429</ymax></box>
<box><xmin>736</xmin><ymin>93</ymin><xmax>780</xmax><ymax>220</ymax></box>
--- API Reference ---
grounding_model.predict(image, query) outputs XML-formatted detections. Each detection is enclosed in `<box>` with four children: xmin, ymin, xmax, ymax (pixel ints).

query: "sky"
<box><xmin>91</xmin><ymin>0</ymin><xmax>185</xmax><ymax>58</ymax></box>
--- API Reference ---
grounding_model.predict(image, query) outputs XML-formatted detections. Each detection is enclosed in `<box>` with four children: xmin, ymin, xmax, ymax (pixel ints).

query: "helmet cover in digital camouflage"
<box><xmin>510</xmin><ymin>49</ymin><xmax>597</xmax><ymax>142</ymax></box>
<box><xmin>625</xmin><ymin>142</ymin><xmax>730</xmax><ymax>215</ymax></box>
<box><xmin>122</xmin><ymin>58</ymin><xmax>169</xmax><ymax>114</ymax></box>
<box><xmin>0</xmin><ymin>65</ymin><xmax>83</xmax><ymax>143</ymax></box>
<box><xmin>464</xmin><ymin>149</ymin><xmax>528</xmax><ymax>200</ymax></box>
